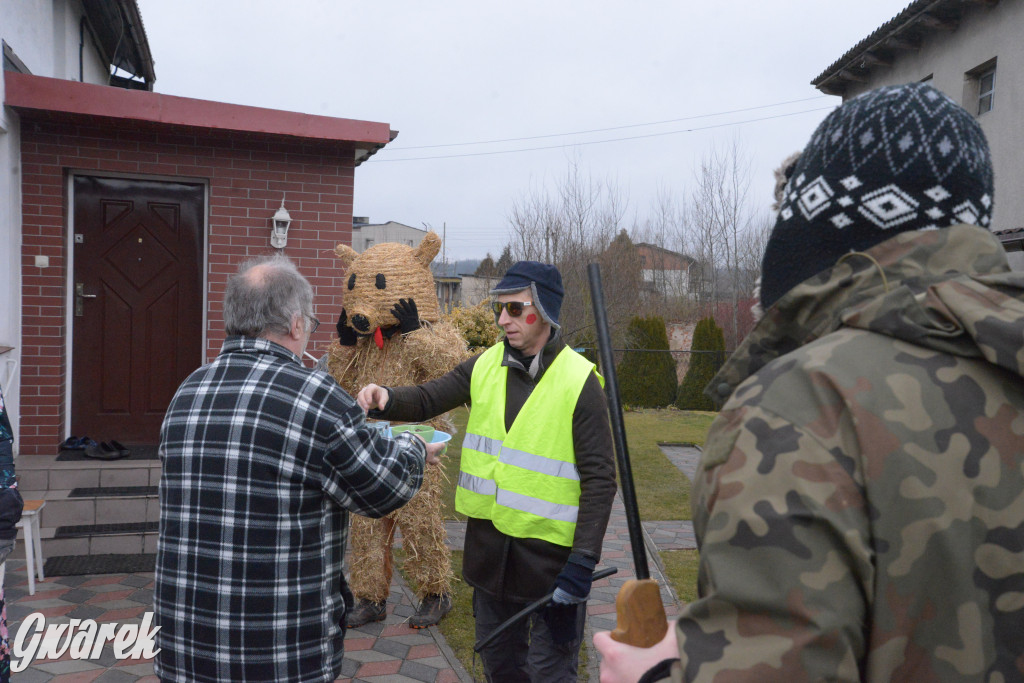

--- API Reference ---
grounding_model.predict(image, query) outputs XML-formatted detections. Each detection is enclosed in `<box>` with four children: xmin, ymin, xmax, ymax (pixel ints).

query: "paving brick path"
<box><xmin>5</xmin><ymin>443</ymin><xmax>702</xmax><ymax>681</ymax></box>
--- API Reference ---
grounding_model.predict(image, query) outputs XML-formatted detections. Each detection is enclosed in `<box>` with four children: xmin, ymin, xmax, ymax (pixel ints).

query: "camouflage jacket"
<box><xmin>653</xmin><ymin>225</ymin><xmax>1024</xmax><ymax>682</ymax></box>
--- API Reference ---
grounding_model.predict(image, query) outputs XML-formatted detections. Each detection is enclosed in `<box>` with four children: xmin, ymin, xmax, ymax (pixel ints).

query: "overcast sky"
<box><xmin>136</xmin><ymin>0</ymin><xmax>907</xmax><ymax>261</ymax></box>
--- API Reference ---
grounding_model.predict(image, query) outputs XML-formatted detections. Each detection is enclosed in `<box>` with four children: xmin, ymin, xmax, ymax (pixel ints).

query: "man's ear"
<box><xmin>289</xmin><ymin>314</ymin><xmax>305</xmax><ymax>341</ymax></box>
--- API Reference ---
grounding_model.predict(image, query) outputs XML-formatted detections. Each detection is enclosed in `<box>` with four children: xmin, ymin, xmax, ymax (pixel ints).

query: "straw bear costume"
<box><xmin>326</xmin><ymin>231</ymin><xmax>467</xmax><ymax>613</ymax></box>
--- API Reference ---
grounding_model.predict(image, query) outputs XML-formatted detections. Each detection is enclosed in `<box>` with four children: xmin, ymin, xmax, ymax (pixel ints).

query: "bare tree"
<box><xmin>689</xmin><ymin>138</ymin><xmax>756</xmax><ymax>347</ymax></box>
<box><xmin>503</xmin><ymin>159</ymin><xmax>640</xmax><ymax>345</ymax></box>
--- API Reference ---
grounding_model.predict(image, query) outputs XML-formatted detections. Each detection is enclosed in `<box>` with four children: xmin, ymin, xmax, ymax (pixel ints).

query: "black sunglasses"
<box><xmin>306</xmin><ymin>315</ymin><xmax>320</xmax><ymax>335</ymax></box>
<box><xmin>491</xmin><ymin>301</ymin><xmax>534</xmax><ymax>318</ymax></box>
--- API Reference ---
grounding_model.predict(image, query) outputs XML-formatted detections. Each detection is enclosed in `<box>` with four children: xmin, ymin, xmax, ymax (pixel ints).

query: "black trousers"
<box><xmin>473</xmin><ymin>589</ymin><xmax>587</xmax><ymax>683</ymax></box>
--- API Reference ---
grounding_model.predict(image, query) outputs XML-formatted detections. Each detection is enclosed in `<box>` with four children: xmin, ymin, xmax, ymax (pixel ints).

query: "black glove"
<box><xmin>391</xmin><ymin>298</ymin><xmax>421</xmax><ymax>334</ymax></box>
<box><xmin>551</xmin><ymin>552</ymin><xmax>596</xmax><ymax>605</ymax></box>
<box><xmin>336</xmin><ymin>309</ymin><xmax>358</xmax><ymax>346</ymax></box>
<box><xmin>543</xmin><ymin>602</ymin><xmax>581</xmax><ymax>645</ymax></box>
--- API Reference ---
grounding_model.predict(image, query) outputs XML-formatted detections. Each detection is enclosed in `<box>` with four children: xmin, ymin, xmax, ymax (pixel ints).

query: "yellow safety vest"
<box><xmin>456</xmin><ymin>343</ymin><xmax>600</xmax><ymax>547</ymax></box>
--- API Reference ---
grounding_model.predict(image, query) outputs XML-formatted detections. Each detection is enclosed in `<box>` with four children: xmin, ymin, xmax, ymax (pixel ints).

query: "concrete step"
<box><xmin>15</xmin><ymin>453</ymin><xmax>162</xmax><ymax>491</ymax></box>
<box><xmin>18</xmin><ymin>488</ymin><xmax>159</xmax><ymax>529</ymax></box>
<box><xmin>11</xmin><ymin>454</ymin><xmax>162</xmax><ymax>560</ymax></box>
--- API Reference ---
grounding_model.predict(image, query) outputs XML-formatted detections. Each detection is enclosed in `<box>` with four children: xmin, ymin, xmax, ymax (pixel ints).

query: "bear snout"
<box><xmin>350</xmin><ymin>313</ymin><xmax>371</xmax><ymax>333</ymax></box>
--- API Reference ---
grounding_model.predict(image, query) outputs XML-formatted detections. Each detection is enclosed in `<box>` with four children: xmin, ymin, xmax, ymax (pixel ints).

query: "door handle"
<box><xmin>75</xmin><ymin>283</ymin><xmax>97</xmax><ymax>316</ymax></box>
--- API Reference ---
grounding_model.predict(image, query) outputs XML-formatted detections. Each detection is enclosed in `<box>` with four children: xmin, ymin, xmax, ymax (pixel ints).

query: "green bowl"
<box><xmin>391</xmin><ymin>424</ymin><xmax>435</xmax><ymax>442</ymax></box>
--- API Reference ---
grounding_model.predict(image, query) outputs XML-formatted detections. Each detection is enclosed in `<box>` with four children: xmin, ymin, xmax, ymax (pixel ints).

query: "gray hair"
<box><xmin>224</xmin><ymin>254</ymin><xmax>313</xmax><ymax>337</ymax></box>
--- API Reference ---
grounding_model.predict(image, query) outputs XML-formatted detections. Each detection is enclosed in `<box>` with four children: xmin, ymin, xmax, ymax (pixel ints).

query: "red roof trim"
<box><xmin>5</xmin><ymin>72</ymin><xmax>392</xmax><ymax>146</ymax></box>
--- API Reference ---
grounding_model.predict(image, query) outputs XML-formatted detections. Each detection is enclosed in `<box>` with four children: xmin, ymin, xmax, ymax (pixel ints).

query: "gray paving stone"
<box><xmin>67</xmin><ymin>604</ymin><xmax>108</xmax><ymax>620</ymax></box>
<box><xmin>94</xmin><ymin>667</ymin><xmax>146</xmax><ymax>682</ymax></box>
<box><xmin>373</xmin><ymin>637</ymin><xmax>411</xmax><ymax>659</ymax></box>
<box><xmin>58</xmin><ymin>587</ymin><xmax>97</xmax><ymax>603</ymax></box>
<box><xmin>120</xmin><ymin>574</ymin><xmax>153</xmax><ymax>588</ymax></box>
<box><xmin>400</xmin><ymin>658</ymin><xmax>442</xmax><ymax>682</ymax></box>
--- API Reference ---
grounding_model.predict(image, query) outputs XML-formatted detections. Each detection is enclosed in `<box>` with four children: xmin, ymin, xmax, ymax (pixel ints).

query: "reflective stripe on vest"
<box><xmin>455</xmin><ymin>343</ymin><xmax>600</xmax><ymax>547</ymax></box>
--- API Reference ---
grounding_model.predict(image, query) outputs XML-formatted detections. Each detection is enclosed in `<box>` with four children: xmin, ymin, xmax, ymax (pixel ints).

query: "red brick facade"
<box><xmin>19</xmin><ymin>117</ymin><xmax>357</xmax><ymax>455</ymax></box>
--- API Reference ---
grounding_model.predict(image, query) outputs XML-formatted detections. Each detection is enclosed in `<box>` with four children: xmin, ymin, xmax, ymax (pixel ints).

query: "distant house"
<box><xmin>351</xmin><ymin>218</ymin><xmax>427</xmax><ymax>252</ymax></box>
<box><xmin>997</xmin><ymin>228</ymin><xmax>1024</xmax><ymax>270</ymax></box>
<box><xmin>459</xmin><ymin>274</ymin><xmax>500</xmax><ymax>307</ymax></box>
<box><xmin>635</xmin><ymin>243</ymin><xmax>698</xmax><ymax>299</ymax></box>
<box><xmin>812</xmin><ymin>0</ymin><xmax>1022</xmax><ymax>235</ymax></box>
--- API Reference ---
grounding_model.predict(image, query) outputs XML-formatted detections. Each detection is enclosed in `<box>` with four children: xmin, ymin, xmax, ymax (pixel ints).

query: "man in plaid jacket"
<box><xmin>155</xmin><ymin>254</ymin><xmax>443</xmax><ymax>682</ymax></box>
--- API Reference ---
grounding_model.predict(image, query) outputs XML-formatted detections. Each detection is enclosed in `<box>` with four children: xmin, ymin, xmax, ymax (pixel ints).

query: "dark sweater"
<box><xmin>375</xmin><ymin>332</ymin><xmax>617</xmax><ymax>602</ymax></box>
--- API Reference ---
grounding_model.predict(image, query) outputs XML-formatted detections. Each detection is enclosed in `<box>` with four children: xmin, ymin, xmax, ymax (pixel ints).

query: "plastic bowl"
<box><xmin>431</xmin><ymin>430</ymin><xmax>452</xmax><ymax>444</ymax></box>
<box><xmin>391</xmin><ymin>424</ymin><xmax>435</xmax><ymax>442</ymax></box>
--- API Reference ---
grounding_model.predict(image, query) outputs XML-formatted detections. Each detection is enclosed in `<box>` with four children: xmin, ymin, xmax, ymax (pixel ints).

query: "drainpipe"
<box><xmin>79</xmin><ymin>15</ymin><xmax>86</xmax><ymax>81</ymax></box>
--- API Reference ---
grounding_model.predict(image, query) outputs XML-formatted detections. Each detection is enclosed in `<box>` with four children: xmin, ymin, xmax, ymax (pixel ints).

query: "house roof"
<box><xmin>635</xmin><ymin>242</ymin><xmax>696</xmax><ymax>264</ymax></box>
<box><xmin>812</xmin><ymin>0</ymin><xmax>993</xmax><ymax>96</ymax></box>
<box><xmin>995</xmin><ymin>227</ymin><xmax>1024</xmax><ymax>250</ymax></box>
<box><xmin>82</xmin><ymin>0</ymin><xmax>156</xmax><ymax>89</ymax></box>
<box><xmin>4</xmin><ymin>72</ymin><xmax>394</xmax><ymax>164</ymax></box>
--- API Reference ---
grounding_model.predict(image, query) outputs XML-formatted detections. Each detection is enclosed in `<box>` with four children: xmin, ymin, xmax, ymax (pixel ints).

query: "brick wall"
<box><xmin>19</xmin><ymin>117</ymin><xmax>356</xmax><ymax>455</ymax></box>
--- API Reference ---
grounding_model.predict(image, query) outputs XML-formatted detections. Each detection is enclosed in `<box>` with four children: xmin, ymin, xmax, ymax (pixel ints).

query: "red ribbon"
<box><xmin>373</xmin><ymin>327</ymin><xmax>384</xmax><ymax>350</ymax></box>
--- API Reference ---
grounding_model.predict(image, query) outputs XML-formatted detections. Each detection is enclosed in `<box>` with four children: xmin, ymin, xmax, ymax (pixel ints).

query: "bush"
<box><xmin>617</xmin><ymin>316</ymin><xmax>677</xmax><ymax>408</ymax></box>
<box><xmin>675</xmin><ymin>317</ymin><xmax>726</xmax><ymax>411</ymax></box>
<box><xmin>444</xmin><ymin>301</ymin><xmax>502</xmax><ymax>351</ymax></box>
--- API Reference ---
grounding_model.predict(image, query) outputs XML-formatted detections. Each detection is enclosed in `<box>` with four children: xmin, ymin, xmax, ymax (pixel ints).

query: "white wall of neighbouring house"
<box><xmin>1</xmin><ymin>0</ymin><xmax>114</xmax><ymax>451</ymax></box>
<box><xmin>840</xmin><ymin>1</ymin><xmax>1024</xmax><ymax>232</ymax></box>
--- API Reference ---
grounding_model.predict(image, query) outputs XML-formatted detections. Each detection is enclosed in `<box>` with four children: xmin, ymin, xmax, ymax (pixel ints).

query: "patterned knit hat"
<box><xmin>760</xmin><ymin>82</ymin><xmax>994</xmax><ymax>309</ymax></box>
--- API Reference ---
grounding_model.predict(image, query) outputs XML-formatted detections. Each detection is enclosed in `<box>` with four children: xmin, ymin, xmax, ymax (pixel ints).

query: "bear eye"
<box><xmin>347</xmin><ymin>273</ymin><xmax>356</xmax><ymax>290</ymax></box>
<box><xmin>375</xmin><ymin>274</ymin><xmax>386</xmax><ymax>290</ymax></box>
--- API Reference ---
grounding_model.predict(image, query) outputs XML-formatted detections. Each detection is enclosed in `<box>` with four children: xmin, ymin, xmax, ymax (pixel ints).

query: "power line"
<box><xmin>389</xmin><ymin>96</ymin><xmax>831</xmax><ymax>150</ymax></box>
<box><xmin>370</xmin><ymin>106</ymin><xmax>835</xmax><ymax>163</ymax></box>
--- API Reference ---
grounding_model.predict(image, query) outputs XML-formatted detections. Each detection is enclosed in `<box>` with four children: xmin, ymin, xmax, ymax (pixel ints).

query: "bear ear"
<box><xmin>335</xmin><ymin>243</ymin><xmax>359</xmax><ymax>269</ymax></box>
<box><xmin>412</xmin><ymin>231</ymin><xmax>442</xmax><ymax>267</ymax></box>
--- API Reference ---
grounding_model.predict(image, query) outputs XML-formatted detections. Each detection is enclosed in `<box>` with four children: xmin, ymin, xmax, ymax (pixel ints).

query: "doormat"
<box><xmin>43</xmin><ymin>553</ymin><xmax>156</xmax><ymax>577</ymax></box>
<box><xmin>56</xmin><ymin>444</ymin><xmax>160</xmax><ymax>462</ymax></box>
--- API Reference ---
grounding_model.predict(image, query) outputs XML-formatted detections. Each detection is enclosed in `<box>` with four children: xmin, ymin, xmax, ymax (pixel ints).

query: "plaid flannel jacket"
<box><xmin>155</xmin><ymin>336</ymin><xmax>426</xmax><ymax>682</ymax></box>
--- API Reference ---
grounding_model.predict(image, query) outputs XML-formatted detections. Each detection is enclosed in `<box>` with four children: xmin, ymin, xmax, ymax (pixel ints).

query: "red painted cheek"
<box><xmin>525</xmin><ymin>314</ymin><xmax>538</xmax><ymax>324</ymax></box>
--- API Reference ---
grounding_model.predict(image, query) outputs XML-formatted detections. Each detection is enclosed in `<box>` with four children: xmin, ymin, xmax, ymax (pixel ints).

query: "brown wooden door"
<box><xmin>72</xmin><ymin>177</ymin><xmax>204</xmax><ymax>444</ymax></box>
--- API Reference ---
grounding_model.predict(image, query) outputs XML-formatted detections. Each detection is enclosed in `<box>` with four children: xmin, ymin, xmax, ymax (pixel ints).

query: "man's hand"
<box><xmin>421</xmin><ymin>439</ymin><xmax>445</xmax><ymax>466</ymax></box>
<box><xmin>336</xmin><ymin>309</ymin><xmax>358</xmax><ymax>346</ymax></box>
<box><xmin>391</xmin><ymin>298</ymin><xmax>421</xmax><ymax>334</ymax></box>
<box><xmin>357</xmin><ymin>384</ymin><xmax>389</xmax><ymax>412</ymax></box>
<box><xmin>593</xmin><ymin>624</ymin><xmax>678</xmax><ymax>683</ymax></box>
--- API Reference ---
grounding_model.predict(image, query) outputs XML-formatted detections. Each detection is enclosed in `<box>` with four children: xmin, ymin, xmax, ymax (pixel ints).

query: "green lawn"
<box><xmin>660</xmin><ymin>549</ymin><xmax>701</xmax><ymax>603</ymax></box>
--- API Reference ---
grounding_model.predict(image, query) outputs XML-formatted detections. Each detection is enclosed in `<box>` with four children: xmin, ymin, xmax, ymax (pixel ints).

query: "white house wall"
<box><xmin>841</xmin><ymin>1</ymin><xmax>1024</xmax><ymax>230</ymax></box>
<box><xmin>1</xmin><ymin>0</ymin><xmax>113</xmax><ymax>451</ymax></box>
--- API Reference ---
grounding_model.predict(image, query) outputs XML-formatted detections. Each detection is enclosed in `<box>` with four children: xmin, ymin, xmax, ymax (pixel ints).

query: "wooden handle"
<box><xmin>610</xmin><ymin>578</ymin><xmax>668</xmax><ymax>648</ymax></box>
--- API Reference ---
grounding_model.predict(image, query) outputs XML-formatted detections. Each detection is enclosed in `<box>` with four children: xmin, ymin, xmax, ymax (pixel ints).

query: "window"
<box><xmin>964</xmin><ymin>58</ymin><xmax>997</xmax><ymax>116</ymax></box>
<box><xmin>977</xmin><ymin>68</ymin><xmax>995</xmax><ymax>114</ymax></box>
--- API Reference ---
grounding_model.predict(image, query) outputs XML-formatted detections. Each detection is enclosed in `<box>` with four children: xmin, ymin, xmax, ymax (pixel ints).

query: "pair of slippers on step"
<box><xmin>62</xmin><ymin>436</ymin><xmax>130</xmax><ymax>460</ymax></box>
<box><xmin>84</xmin><ymin>440</ymin><xmax>131</xmax><ymax>460</ymax></box>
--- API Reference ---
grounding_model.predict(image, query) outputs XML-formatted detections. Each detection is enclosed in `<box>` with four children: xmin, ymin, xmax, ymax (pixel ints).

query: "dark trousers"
<box><xmin>473</xmin><ymin>589</ymin><xmax>587</xmax><ymax>683</ymax></box>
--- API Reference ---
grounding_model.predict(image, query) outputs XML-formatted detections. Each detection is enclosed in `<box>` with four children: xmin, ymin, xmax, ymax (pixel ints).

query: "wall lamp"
<box><xmin>271</xmin><ymin>201</ymin><xmax>293</xmax><ymax>249</ymax></box>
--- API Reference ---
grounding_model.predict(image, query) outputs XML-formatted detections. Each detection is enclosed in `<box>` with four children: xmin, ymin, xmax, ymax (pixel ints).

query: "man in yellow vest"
<box><xmin>358</xmin><ymin>261</ymin><xmax>616</xmax><ymax>682</ymax></box>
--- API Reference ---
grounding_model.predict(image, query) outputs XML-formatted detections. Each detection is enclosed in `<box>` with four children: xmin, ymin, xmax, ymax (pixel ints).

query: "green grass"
<box><xmin>433</xmin><ymin>551</ymin><xmax>486</xmax><ymax>681</ymax></box>
<box><xmin>659</xmin><ymin>549</ymin><xmax>701</xmax><ymax>603</ymax></box>
<box><xmin>621</xmin><ymin>408</ymin><xmax>715</xmax><ymax>521</ymax></box>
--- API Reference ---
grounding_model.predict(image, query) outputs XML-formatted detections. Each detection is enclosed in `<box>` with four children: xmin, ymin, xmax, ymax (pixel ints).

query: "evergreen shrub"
<box><xmin>675</xmin><ymin>317</ymin><xmax>726</xmax><ymax>411</ymax></box>
<box><xmin>617</xmin><ymin>316</ymin><xmax>677</xmax><ymax>408</ymax></box>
